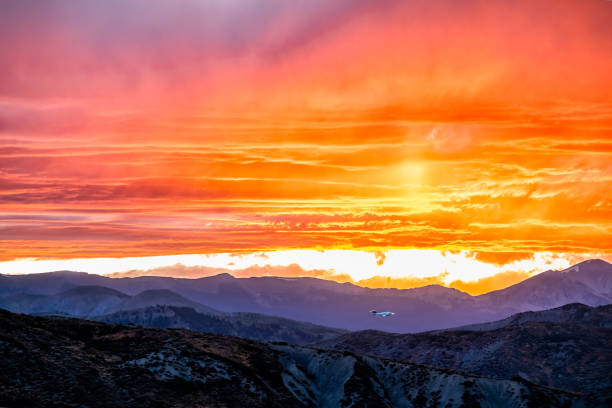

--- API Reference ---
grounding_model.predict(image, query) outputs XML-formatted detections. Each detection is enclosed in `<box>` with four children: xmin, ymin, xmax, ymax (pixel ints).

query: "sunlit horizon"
<box><xmin>2</xmin><ymin>249</ymin><xmax>609</xmax><ymax>295</ymax></box>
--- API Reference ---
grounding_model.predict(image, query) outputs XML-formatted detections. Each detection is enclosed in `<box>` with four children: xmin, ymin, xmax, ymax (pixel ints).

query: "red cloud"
<box><xmin>0</xmin><ymin>0</ymin><xmax>611</xmax><ymax>263</ymax></box>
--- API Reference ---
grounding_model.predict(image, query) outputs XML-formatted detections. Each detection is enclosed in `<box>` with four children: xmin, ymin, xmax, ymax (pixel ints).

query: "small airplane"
<box><xmin>371</xmin><ymin>309</ymin><xmax>395</xmax><ymax>317</ymax></box>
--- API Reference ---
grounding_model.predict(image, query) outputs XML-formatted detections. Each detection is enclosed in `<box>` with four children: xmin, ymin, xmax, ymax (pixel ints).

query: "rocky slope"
<box><xmin>0</xmin><ymin>309</ymin><xmax>591</xmax><ymax>408</ymax></box>
<box><xmin>315</xmin><ymin>304</ymin><xmax>612</xmax><ymax>396</ymax></box>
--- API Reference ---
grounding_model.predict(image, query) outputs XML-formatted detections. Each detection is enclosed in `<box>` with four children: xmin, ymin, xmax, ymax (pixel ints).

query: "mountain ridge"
<box><xmin>445</xmin><ymin>302</ymin><xmax>612</xmax><ymax>332</ymax></box>
<box><xmin>0</xmin><ymin>285</ymin><xmax>345</xmax><ymax>345</ymax></box>
<box><xmin>1</xmin><ymin>259</ymin><xmax>611</xmax><ymax>332</ymax></box>
<box><xmin>95</xmin><ymin>305</ymin><xmax>346</xmax><ymax>345</ymax></box>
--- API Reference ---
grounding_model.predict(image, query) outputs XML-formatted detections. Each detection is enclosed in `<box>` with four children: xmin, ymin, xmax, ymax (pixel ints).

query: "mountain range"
<box><xmin>0</xmin><ymin>285</ymin><xmax>217</xmax><ymax>317</ymax></box>
<box><xmin>0</xmin><ymin>286</ymin><xmax>344</xmax><ymax>346</ymax></box>
<box><xmin>1</xmin><ymin>259</ymin><xmax>611</xmax><ymax>333</ymax></box>
<box><xmin>1</xmin><ymin>260</ymin><xmax>611</xmax><ymax>406</ymax></box>
<box><xmin>3</xmin><ymin>282</ymin><xmax>610</xmax><ymax>394</ymax></box>
<box><xmin>0</xmin><ymin>309</ymin><xmax>593</xmax><ymax>408</ymax></box>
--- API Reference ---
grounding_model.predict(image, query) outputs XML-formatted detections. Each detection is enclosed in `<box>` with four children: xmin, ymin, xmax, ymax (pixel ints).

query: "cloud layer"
<box><xmin>0</xmin><ymin>0</ymin><xmax>611</xmax><ymax>272</ymax></box>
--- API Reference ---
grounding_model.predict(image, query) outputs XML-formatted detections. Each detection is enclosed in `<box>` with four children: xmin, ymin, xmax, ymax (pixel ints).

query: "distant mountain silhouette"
<box><xmin>476</xmin><ymin>259</ymin><xmax>612</xmax><ymax>315</ymax></box>
<box><xmin>314</xmin><ymin>303</ymin><xmax>612</xmax><ymax>395</ymax></box>
<box><xmin>0</xmin><ymin>285</ymin><xmax>215</xmax><ymax>317</ymax></box>
<box><xmin>0</xmin><ymin>285</ymin><xmax>128</xmax><ymax>317</ymax></box>
<box><xmin>115</xmin><ymin>289</ymin><xmax>218</xmax><ymax>315</ymax></box>
<box><xmin>0</xmin><ymin>309</ymin><xmax>593</xmax><ymax>408</ymax></box>
<box><xmin>1</xmin><ymin>259</ymin><xmax>611</xmax><ymax>332</ymax></box>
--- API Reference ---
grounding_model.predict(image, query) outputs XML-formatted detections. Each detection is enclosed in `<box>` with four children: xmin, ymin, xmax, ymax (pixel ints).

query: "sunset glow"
<box><xmin>1</xmin><ymin>0</ymin><xmax>611</xmax><ymax>292</ymax></box>
<box><xmin>0</xmin><ymin>250</ymin><xmax>604</xmax><ymax>295</ymax></box>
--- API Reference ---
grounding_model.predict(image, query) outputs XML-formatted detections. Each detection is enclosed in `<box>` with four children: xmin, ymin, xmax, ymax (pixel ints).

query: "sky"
<box><xmin>0</xmin><ymin>0</ymin><xmax>611</xmax><ymax>294</ymax></box>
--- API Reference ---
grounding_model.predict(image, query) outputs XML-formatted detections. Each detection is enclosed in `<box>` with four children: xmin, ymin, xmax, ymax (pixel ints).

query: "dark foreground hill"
<box><xmin>315</xmin><ymin>303</ymin><xmax>612</xmax><ymax>396</ymax></box>
<box><xmin>0</xmin><ymin>310</ymin><xmax>592</xmax><ymax>408</ymax></box>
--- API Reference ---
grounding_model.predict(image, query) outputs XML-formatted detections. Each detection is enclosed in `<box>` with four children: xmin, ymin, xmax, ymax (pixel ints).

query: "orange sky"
<box><xmin>0</xmin><ymin>0</ymin><xmax>611</xmax><ymax>291</ymax></box>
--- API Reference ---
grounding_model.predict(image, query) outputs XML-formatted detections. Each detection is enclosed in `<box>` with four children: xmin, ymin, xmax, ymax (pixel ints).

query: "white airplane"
<box><xmin>371</xmin><ymin>309</ymin><xmax>395</xmax><ymax>317</ymax></box>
